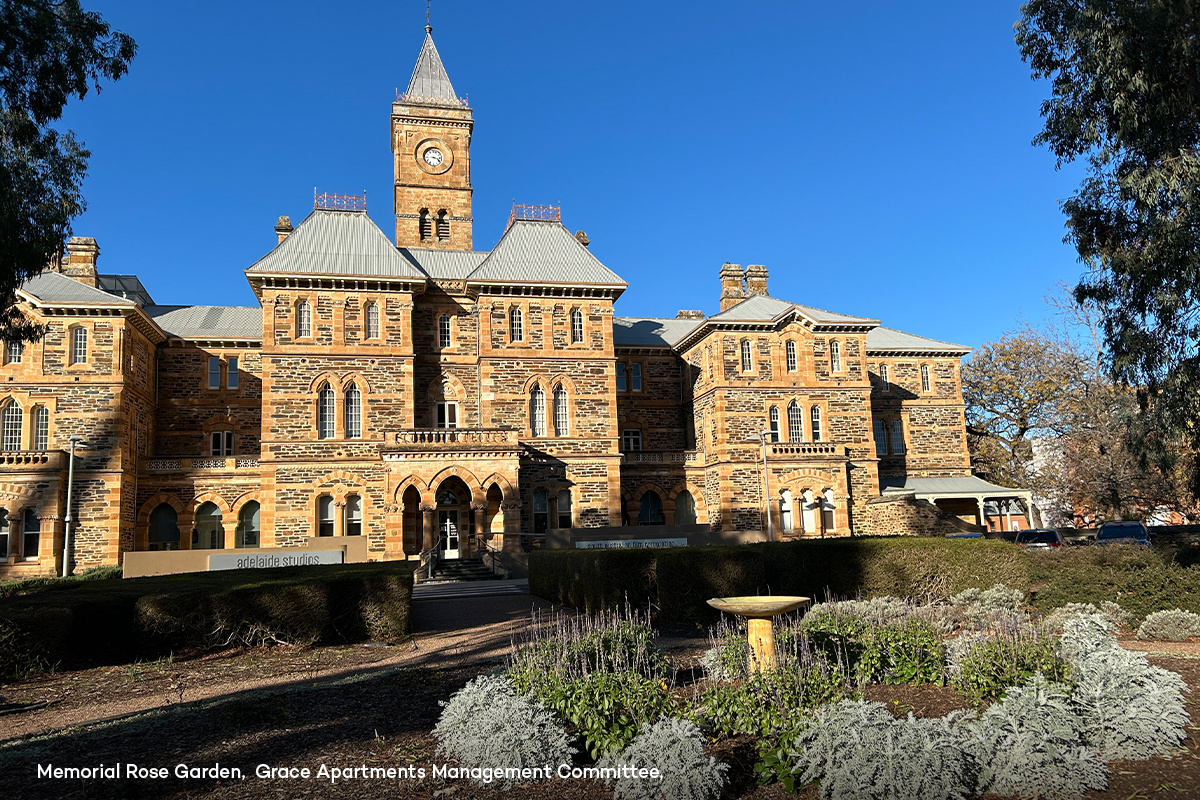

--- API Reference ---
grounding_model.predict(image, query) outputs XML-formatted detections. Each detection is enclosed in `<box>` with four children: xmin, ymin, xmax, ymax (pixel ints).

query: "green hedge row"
<box><xmin>0</xmin><ymin>562</ymin><xmax>412</xmax><ymax>679</ymax></box>
<box><xmin>530</xmin><ymin>538</ymin><xmax>1200</xmax><ymax>624</ymax></box>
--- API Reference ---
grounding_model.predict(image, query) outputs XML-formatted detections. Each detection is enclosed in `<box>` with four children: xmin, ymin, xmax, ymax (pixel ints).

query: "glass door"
<box><xmin>439</xmin><ymin>510</ymin><xmax>460</xmax><ymax>559</ymax></box>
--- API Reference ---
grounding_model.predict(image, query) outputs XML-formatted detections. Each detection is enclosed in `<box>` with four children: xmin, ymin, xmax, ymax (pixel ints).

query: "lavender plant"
<box><xmin>598</xmin><ymin>717</ymin><xmax>728</xmax><ymax>800</ymax></box>
<box><xmin>1136</xmin><ymin>609</ymin><xmax>1200</xmax><ymax>641</ymax></box>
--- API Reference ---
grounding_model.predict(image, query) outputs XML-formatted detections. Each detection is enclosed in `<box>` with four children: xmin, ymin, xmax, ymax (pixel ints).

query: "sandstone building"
<box><xmin>0</xmin><ymin>26</ymin><xmax>1028</xmax><ymax>578</ymax></box>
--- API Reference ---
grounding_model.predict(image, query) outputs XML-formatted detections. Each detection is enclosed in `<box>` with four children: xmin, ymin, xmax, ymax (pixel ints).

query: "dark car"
<box><xmin>1015</xmin><ymin>528</ymin><xmax>1064</xmax><ymax>549</ymax></box>
<box><xmin>1096</xmin><ymin>521</ymin><xmax>1152</xmax><ymax>547</ymax></box>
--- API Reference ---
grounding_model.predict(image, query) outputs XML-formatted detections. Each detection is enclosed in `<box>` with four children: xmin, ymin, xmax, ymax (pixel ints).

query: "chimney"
<box><xmin>675</xmin><ymin>310</ymin><xmax>705</xmax><ymax>320</ymax></box>
<box><xmin>745</xmin><ymin>264</ymin><xmax>769</xmax><ymax>297</ymax></box>
<box><xmin>61</xmin><ymin>237</ymin><xmax>99</xmax><ymax>287</ymax></box>
<box><xmin>574</xmin><ymin>230</ymin><xmax>590</xmax><ymax>248</ymax></box>
<box><xmin>719</xmin><ymin>262</ymin><xmax>745</xmax><ymax>312</ymax></box>
<box><xmin>275</xmin><ymin>216</ymin><xmax>294</xmax><ymax>244</ymax></box>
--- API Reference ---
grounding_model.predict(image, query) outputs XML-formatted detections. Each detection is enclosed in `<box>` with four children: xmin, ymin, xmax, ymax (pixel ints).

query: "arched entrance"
<box><xmin>402</xmin><ymin>485</ymin><xmax>422</xmax><ymax>556</ymax></box>
<box><xmin>435</xmin><ymin>477</ymin><xmax>472</xmax><ymax>559</ymax></box>
<box><xmin>192</xmin><ymin>502</ymin><xmax>222</xmax><ymax>550</ymax></box>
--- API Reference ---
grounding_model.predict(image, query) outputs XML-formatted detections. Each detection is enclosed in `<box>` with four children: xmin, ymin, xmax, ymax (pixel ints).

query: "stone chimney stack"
<box><xmin>275</xmin><ymin>216</ymin><xmax>294</xmax><ymax>244</ymax></box>
<box><xmin>675</xmin><ymin>309</ymin><xmax>705</xmax><ymax>320</ymax></box>
<box><xmin>719</xmin><ymin>262</ymin><xmax>745</xmax><ymax>312</ymax></box>
<box><xmin>745</xmin><ymin>264</ymin><xmax>769</xmax><ymax>297</ymax></box>
<box><xmin>61</xmin><ymin>237</ymin><xmax>99</xmax><ymax>287</ymax></box>
<box><xmin>574</xmin><ymin>230</ymin><xmax>590</xmax><ymax>248</ymax></box>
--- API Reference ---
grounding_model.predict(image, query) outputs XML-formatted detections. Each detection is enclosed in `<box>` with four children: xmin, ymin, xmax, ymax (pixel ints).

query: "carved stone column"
<box><xmin>471</xmin><ymin>502</ymin><xmax>487</xmax><ymax>557</ymax></box>
<box><xmin>420</xmin><ymin>502</ymin><xmax>437</xmax><ymax>551</ymax></box>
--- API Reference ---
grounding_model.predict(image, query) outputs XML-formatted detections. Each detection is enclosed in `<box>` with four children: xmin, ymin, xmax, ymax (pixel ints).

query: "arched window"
<box><xmin>236</xmin><ymin>501</ymin><xmax>260</xmax><ymax>548</ymax></box>
<box><xmin>553</xmin><ymin>384</ymin><xmax>569</xmax><ymax>436</ymax></box>
<box><xmin>873</xmin><ymin>419</ymin><xmax>888</xmax><ymax>456</ymax></box>
<box><xmin>800</xmin><ymin>489</ymin><xmax>816</xmax><ymax>534</ymax></box>
<box><xmin>439</xmin><ymin>314</ymin><xmax>451</xmax><ymax>348</ymax></box>
<box><xmin>638</xmin><ymin>491</ymin><xmax>665</xmax><ymax>525</ymax></box>
<box><xmin>787</xmin><ymin>401</ymin><xmax>803</xmax><ymax>442</ymax></box>
<box><xmin>530</xmin><ymin>384</ymin><xmax>546</xmax><ymax>437</ymax></box>
<box><xmin>780</xmin><ymin>490</ymin><xmax>794</xmax><ymax>532</ymax></box>
<box><xmin>70</xmin><ymin>326</ymin><xmax>87</xmax><ymax>365</ymax></box>
<box><xmin>830</xmin><ymin>340</ymin><xmax>842</xmax><ymax>373</ymax></box>
<box><xmin>419</xmin><ymin>208</ymin><xmax>431</xmax><ymax>241</ymax></box>
<box><xmin>810</xmin><ymin>406</ymin><xmax>823</xmax><ymax>442</ymax></box>
<box><xmin>879</xmin><ymin>363</ymin><xmax>890</xmax><ymax>391</ymax></box>
<box><xmin>365</xmin><ymin>302</ymin><xmax>380</xmax><ymax>339</ymax></box>
<box><xmin>436</xmin><ymin>210</ymin><xmax>450</xmax><ymax>242</ymax></box>
<box><xmin>785</xmin><ymin>340</ymin><xmax>797</xmax><ymax>372</ymax></box>
<box><xmin>510</xmin><ymin>307</ymin><xmax>524</xmax><ymax>342</ymax></box>
<box><xmin>346</xmin><ymin>494</ymin><xmax>362</xmax><ymax>536</ymax></box>
<box><xmin>822</xmin><ymin>489</ymin><xmax>836</xmax><ymax>532</ymax></box>
<box><xmin>768</xmin><ymin>406</ymin><xmax>780</xmax><ymax>442</ymax></box>
<box><xmin>345</xmin><ymin>383</ymin><xmax>362</xmax><ymax>439</ymax></box>
<box><xmin>297</xmin><ymin>300</ymin><xmax>312</xmax><ymax>338</ymax></box>
<box><xmin>570</xmin><ymin>308</ymin><xmax>584</xmax><ymax>344</ymax></box>
<box><xmin>148</xmin><ymin>503</ymin><xmax>180</xmax><ymax>551</ymax></box>
<box><xmin>317</xmin><ymin>496</ymin><xmax>334</xmax><ymax>537</ymax></box>
<box><xmin>533</xmin><ymin>488</ymin><xmax>548</xmax><ymax>533</ymax></box>
<box><xmin>193</xmin><ymin>502</ymin><xmax>222</xmax><ymax>550</ymax></box>
<box><xmin>557</xmin><ymin>489</ymin><xmax>572</xmax><ymax>528</ymax></box>
<box><xmin>890</xmin><ymin>419</ymin><xmax>906</xmax><ymax>455</ymax></box>
<box><xmin>674</xmin><ymin>490</ymin><xmax>697</xmax><ymax>525</ymax></box>
<box><xmin>740</xmin><ymin>339</ymin><xmax>752</xmax><ymax>372</ymax></box>
<box><xmin>2</xmin><ymin>401</ymin><xmax>21</xmax><ymax>450</ymax></box>
<box><xmin>21</xmin><ymin>508</ymin><xmax>40</xmax><ymax>560</ymax></box>
<box><xmin>921</xmin><ymin>364</ymin><xmax>931</xmax><ymax>393</ymax></box>
<box><xmin>317</xmin><ymin>382</ymin><xmax>335</xmax><ymax>439</ymax></box>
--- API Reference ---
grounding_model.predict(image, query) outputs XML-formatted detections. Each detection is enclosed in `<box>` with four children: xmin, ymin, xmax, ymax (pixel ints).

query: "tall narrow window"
<box><xmin>346</xmin><ymin>494</ymin><xmax>362</xmax><ymax>536</ymax></box>
<box><xmin>704</xmin><ymin>348</ymin><xmax>712</xmax><ymax>379</ymax></box>
<box><xmin>438</xmin><ymin>314</ymin><xmax>451</xmax><ymax>348</ymax></box>
<box><xmin>530</xmin><ymin>385</ymin><xmax>546</xmax><ymax>437</ymax></box>
<box><xmin>890</xmin><ymin>419</ymin><xmax>906</xmax><ymax>455</ymax></box>
<box><xmin>237</xmin><ymin>501</ymin><xmax>260</xmax><ymax>548</ymax></box>
<box><xmin>345</xmin><ymin>384</ymin><xmax>362</xmax><ymax>439</ymax></box>
<box><xmin>533</xmin><ymin>489</ymin><xmax>549</xmax><ymax>533</ymax></box>
<box><xmin>0</xmin><ymin>514</ymin><xmax>8</xmax><ymax>559</ymax></box>
<box><xmin>629</xmin><ymin>363</ymin><xmax>642</xmax><ymax>392</ymax></box>
<box><xmin>208</xmin><ymin>357</ymin><xmax>221</xmax><ymax>389</ymax></box>
<box><xmin>785</xmin><ymin>341</ymin><xmax>797</xmax><ymax>372</ymax></box>
<box><xmin>830</xmin><ymin>340</ymin><xmax>842</xmax><ymax>373</ymax></box>
<box><xmin>920</xmin><ymin>364</ymin><xmax>931</xmax><ymax>393</ymax></box>
<box><xmin>557</xmin><ymin>489</ymin><xmax>572</xmax><ymax>528</ymax></box>
<box><xmin>419</xmin><ymin>209</ymin><xmax>431</xmax><ymax>241</ymax></box>
<box><xmin>787</xmin><ymin>401</ymin><xmax>803</xmax><ymax>442</ymax></box>
<box><xmin>509</xmin><ymin>307</ymin><xmax>523</xmax><ymax>342</ymax></box>
<box><xmin>436</xmin><ymin>210</ymin><xmax>450</xmax><ymax>242</ymax></box>
<box><xmin>2</xmin><ymin>401</ymin><xmax>21</xmax><ymax>450</ymax></box>
<box><xmin>821</xmin><ymin>489</ymin><xmax>836</xmax><ymax>532</ymax></box>
<box><xmin>365</xmin><ymin>303</ymin><xmax>380</xmax><ymax>339</ymax></box>
<box><xmin>553</xmin><ymin>384</ymin><xmax>569</xmax><ymax>436</ymax></box>
<box><xmin>616</xmin><ymin>362</ymin><xmax>627</xmax><ymax>392</ymax></box>
<box><xmin>768</xmin><ymin>406</ymin><xmax>780</xmax><ymax>442</ymax></box>
<box><xmin>741</xmin><ymin>339</ymin><xmax>752</xmax><ymax>372</ymax></box>
<box><xmin>810</xmin><ymin>406</ymin><xmax>823</xmax><ymax>442</ymax></box>
<box><xmin>879</xmin><ymin>364</ymin><xmax>890</xmax><ymax>391</ymax></box>
<box><xmin>435</xmin><ymin>401</ymin><xmax>457</xmax><ymax>428</ymax></box>
<box><xmin>70</xmin><ymin>327</ymin><xmax>87</xmax><ymax>365</ymax></box>
<box><xmin>570</xmin><ymin>309</ymin><xmax>584</xmax><ymax>344</ymax></box>
<box><xmin>318</xmin><ymin>496</ymin><xmax>334</xmax><ymax>537</ymax></box>
<box><xmin>228</xmin><ymin>356</ymin><xmax>239</xmax><ymax>389</ymax></box>
<box><xmin>317</xmin><ymin>383</ymin><xmax>335</xmax><ymax>439</ymax></box>
<box><xmin>297</xmin><ymin>300</ymin><xmax>312</xmax><ymax>338</ymax></box>
<box><xmin>22</xmin><ymin>508</ymin><xmax>39</xmax><ymax>560</ymax></box>
<box><xmin>638</xmin><ymin>491</ymin><xmax>665</xmax><ymax>525</ymax></box>
<box><xmin>33</xmin><ymin>407</ymin><xmax>48</xmax><ymax>451</ymax></box>
<box><xmin>210</xmin><ymin>431</ymin><xmax>234</xmax><ymax>456</ymax></box>
<box><xmin>5</xmin><ymin>341</ymin><xmax>22</xmax><ymax>365</ymax></box>
<box><xmin>873</xmin><ymin>419</ymin><xmax>888</xmax><ymax>456</ymax></box>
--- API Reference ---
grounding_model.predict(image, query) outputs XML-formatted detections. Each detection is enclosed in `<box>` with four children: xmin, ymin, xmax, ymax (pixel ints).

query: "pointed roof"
<box><xmin>18</xmin><ymin>271</ymin><xmax>136</xmax><ymax>307</ymax></box>
<box><xmin>404</xmin><ymin>27</ymin><xmax>460</xmax><ymax>104</ymax></box>
<box><xmin>709</xmin><ymin>294</ymin><xmax>880</xmax><ymax>327</ymax></box>
<box><xmin>245</xmin><ymin>209</ymin><xmax>426</xmax><ymax>280</ymax></box>
<box><xmin>466</xmin><ymin>220</ymin><xmax>627</xmax><ymax>290</ymax></box>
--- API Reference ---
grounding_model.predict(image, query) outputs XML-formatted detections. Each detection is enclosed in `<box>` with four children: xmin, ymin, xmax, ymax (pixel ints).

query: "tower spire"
<box><xmin>403</xmin><ymin>15</ymin><xmax>460</xmax><ymax>104</ymax></box>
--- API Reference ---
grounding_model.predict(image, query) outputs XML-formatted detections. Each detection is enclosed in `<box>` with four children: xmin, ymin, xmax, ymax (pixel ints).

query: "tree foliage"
<box><xmin>0</xmin><ymin>0</ymin><xmax>135</xmax><ymax>343</ymax></box>
<box><xmin>1016</xmin><ymin>0</ymin><xmax>1200</xmax><ymax>486</ymax></box>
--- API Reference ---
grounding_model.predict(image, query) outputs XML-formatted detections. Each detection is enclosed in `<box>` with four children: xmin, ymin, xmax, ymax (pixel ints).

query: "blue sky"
<box><xmin>58</xmin><ymin>1</ymin><xmax>1085</xmax><ymax>349</ymax></box>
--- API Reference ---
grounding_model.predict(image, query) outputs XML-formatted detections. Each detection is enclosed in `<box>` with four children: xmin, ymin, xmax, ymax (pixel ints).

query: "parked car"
<box><xmin>1015</xmin><ymin>528</ymin><xmax>1064</xmax><ymax>549</ymax></box>
<box><xmin>1096</xmin><ymin>520</ymin><xmax>1152</xmax><ymax>547</ymax></box>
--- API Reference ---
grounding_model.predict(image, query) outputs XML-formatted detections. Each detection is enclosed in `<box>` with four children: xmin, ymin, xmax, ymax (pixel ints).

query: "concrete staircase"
<box><xmin>424</xmin><ymin>556</ymin><xmax>498</xmax><ymax>583</ymax></box>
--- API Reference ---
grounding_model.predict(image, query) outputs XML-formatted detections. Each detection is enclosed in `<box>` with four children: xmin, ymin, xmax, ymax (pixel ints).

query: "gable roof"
<box><xmin>466</xmin><ymin>220</ymin><xmax>627</xmax><ymax>290</ymax></box>
<box><xmin>19</xmin><ymin>271</ymin><xmax>136</xmax><ymax>306</ymax></box>
<box><xmin>613</xmin><ymin>317</ymin><xmax>703</xmax><ymax>348</ymax></box>
<box><xmin>404</xmin><ymin>28</ymin><xmax>460</xmax><ymax>103</ymax></box>
<box><xmin>866</xmin><ymin>326</ymin><xmax>971</xmax><ymax>355</ymax></box>
<box><xmin>398</xmin><ymin>247</ymin><xmax>488</xmax><ymax>281</ymax></box>
<box><xmin>710</xmin><ymin>294</ymin><xmax>879</xmax><ymax>326</ymax></box>
<box><xmin>245</xmin><ymin>209</ymin><xmax>427</xmax><ymax>280</ymax></box>
<box><xmin>145</xmin><ymin>305</ymin><xmax>262</xmax><ymax>340</ymax></box>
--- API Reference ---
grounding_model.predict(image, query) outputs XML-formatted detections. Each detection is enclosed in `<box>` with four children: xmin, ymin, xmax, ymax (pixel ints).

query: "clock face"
<box><xmin>423</xmin><ymin>148</ymin><xmax>444</xmax><ymax>167</ymax></box>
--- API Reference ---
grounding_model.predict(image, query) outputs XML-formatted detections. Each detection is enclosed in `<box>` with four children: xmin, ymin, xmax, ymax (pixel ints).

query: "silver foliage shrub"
<box><xmin>962</xmin><ymin>674</ymin><xmax>1106</xmax><ymax>800</ymax></box>
<box><xmin>1043</xmin><ymin>601</ymin><xmax>1131</xmax><ymax>633</ymax></box>
<box><xmin>943</xmin><ymin>632</ymin><xmax>987</xmax><ymax>683</ymax></box>
<box><xmin>598</xmin><ymin>717</ymin><xmax>728</xmax><ymax>800</ymax></box>
<box><xmin>948</xmin><ymin>584</ymin><xmax>1027</xmax><ymax>629</ymax></box>
<box><xmin>1136</xmin><ymin>608</ymin><xmax>1200</xmax><ymax>641</ymax></box>
<box><xmin>698</xmin><ymin>645</ymin><xmax>732</xmax><ymax>682</ymax></box>
<box><xmin>433</xmin><ymin>674</ymin><xmax>575</xmax><ymax>788</ymax></box>
<box><xmin>782</xmin><ymin>699</ymin><xmax>974</xmax><ymax>800</ymax></box>
<box><xmin>1056</xmin><ymin>612</ymin><xmax>1119</xmax><ymax>666</ymax></box>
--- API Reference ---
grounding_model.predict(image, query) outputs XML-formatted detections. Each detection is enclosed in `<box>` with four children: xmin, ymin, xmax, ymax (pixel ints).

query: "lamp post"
<box><xmin>748</xmin><ymin>429</ymin><xmax>774</xmax><ymax>543</ymax></box>
<box><xmin>61</xmin><ymin>434</ymin><xmax>88</xmax><ymax>578</ymax></box>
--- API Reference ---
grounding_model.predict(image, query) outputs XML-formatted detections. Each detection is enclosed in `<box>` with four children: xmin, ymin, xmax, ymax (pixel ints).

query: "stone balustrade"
<box><xmin>144</xmin><ymin>457</ymin><xmax>260</xmax><ymax>472</ymax></box>
<box><xmin>623</xmin><ymin>450</ymin><xmax>700</xmax><ymax>463</ymax></box>
<box><xmin>767</xmin><ymin>442</ymin><xmax>843</xmax><ymax>457</ymax></box>
<box><xmin>384</xmin><ymin>428</ymin><xmax>519</xmax><ymax>449</ymax></box>
<box><xmin>0</xmin><ymin>450</ymin><xmax>66</xmax><ymax>470</ymax></box>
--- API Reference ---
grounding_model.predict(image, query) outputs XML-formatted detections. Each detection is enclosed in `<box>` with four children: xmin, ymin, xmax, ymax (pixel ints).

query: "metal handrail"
<box><xmin>418</xmin><ymin>534</ymin><xmax>444</xmax><ymax>580</ymax></box>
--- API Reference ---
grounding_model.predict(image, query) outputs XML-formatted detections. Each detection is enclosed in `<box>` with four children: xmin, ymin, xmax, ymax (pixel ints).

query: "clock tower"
<box><xmin>392</xmin><ymin>25</ymin><xmax>473</xmax><ymax>250</ymax></box>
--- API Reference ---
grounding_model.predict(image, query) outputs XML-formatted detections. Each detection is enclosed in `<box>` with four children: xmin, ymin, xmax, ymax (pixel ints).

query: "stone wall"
<box><xmin>861</xmin><ymin>492</ymin><xmax>984</xmax><ymax>537</ymax></box>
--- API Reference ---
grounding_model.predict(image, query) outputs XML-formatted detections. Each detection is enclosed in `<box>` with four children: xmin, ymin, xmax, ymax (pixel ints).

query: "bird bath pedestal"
<box><xmin>707</xmin><ymin>596</ymin><xmax>810</xmax><ymax>673</ymax></box>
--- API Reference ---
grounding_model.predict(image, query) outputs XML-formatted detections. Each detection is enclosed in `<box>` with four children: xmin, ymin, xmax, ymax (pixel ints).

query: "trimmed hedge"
<box><xmin>0</xmin><ymin>562</ymin><xmax>412</xmax><ymax>679</ymax></box>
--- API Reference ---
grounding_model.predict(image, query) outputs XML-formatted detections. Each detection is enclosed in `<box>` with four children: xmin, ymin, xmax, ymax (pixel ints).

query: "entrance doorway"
<box><xmin>439</xmin><ymin>509</ymin><xmax>460</xmax><ymax>559</ymax></box>
<box><xmin>435</xmin><ymin>476</ymin><xmax>473</xmax><ymax>560</ymax></box>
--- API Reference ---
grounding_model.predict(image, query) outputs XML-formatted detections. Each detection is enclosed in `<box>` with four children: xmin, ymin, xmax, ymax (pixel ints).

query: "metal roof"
<box><xmin>145</xmin><ymin>305</ymin><xmax>263</xmax><ymax>339</ymax></box>
<box><xmin>709</xmin><ymin>294</ymin><xmax>879</xmax><ymax>326</ymax></box>
<box><xmin>96</xmin><ymin>274</ymin><xmax>155</xmax><ymax>306</ymax></box>
<box><xmin>245</xmin><ymin>209</ymin><xmax>427</xmax><ymax>280</ymax></box>
<box><xmin>613</xmin><ymin>317</ymin><xmax>703</xmax><ymax>348</ymax></box>
<box><xmin>405</xmin><ymin>29</ymin><xmax>459</xmax><ymax>103</ymax></box>
<box><xmin>881</xmin><ymin>475</ymin><xmax>1030</xmax><ymax>497</ymax></box>
<box><xmin>398</xmin><ymin>247</ymin><xmax>488</xmax><ymax>280</ymax></box>
<box><xmin>467</xmin><ymin>220</ymin><xmax>627</xmax><ymax>288</ymax></box>
<box><xmin>866</xmin><ymin>326</ymin><xmax>971</xmax><ymax>355</ymax></box>
<box><xmin>19</xmin><ymin>271</ymin><xmax>136</xmax><ymax>306</ymax></box>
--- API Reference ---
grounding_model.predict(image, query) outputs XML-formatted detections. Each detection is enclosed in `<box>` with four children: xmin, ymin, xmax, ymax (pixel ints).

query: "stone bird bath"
<box><xmin>707</xmin><ymin>596</ymin><xmax>811</xmax><ymax>673</ymax></box>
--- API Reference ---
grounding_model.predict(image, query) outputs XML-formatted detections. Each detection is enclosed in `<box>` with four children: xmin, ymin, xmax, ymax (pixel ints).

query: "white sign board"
<box><xmin>575</xmin><ymin>538</ymin><xmax>688</xmax><ymax>550</ymax></box>
<box><xmin>208</xmin><ymin>550</ymin><xmax>344</xmax><ymax>571</ymax></box>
